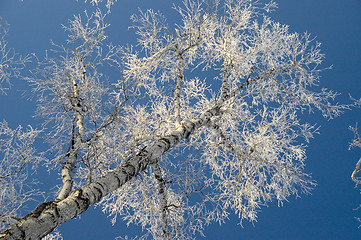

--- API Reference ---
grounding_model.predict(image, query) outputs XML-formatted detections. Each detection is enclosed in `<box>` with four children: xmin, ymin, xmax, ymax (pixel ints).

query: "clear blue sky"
<box><xmin>0</xmin><ymin>0</ymin><xmax>361</xmax><ymax>239</ymax></box>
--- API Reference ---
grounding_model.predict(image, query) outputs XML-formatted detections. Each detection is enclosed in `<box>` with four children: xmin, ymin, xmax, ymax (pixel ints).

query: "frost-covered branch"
<box><xmin>350</xmin><ymin>124</ymin><xmax>361</xmax><ymax>184</ymax></box>
<box><xmin>0</xmin><ymin>18</ymin><xmax>30</xmax><ymax>94</ymax></box>
<box><xmin>0</xmin><ymin>121</ymin><xmax>42</xmax><ymax>231</ymax></box>
<box><xmin>173</xmin><ymin>51</ymin><xmax>185</xmax><ymax>128</ymax></box>
<box><xmin>350</xmin><ymin>98</ymin><xmax>361</xmax><ymax>185</ymax></box>
<box><xmin>349</xmin><ymin>103</ymin><xmax>361</xmax><ymax>225</ymax></box>
<box><xmin>82</xmin><ymin>0</ymin><xmax>117</xmax><ymax>11</ymax></box>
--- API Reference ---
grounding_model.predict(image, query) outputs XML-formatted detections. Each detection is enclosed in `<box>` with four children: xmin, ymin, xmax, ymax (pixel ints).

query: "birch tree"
<box><xmin>0</xmin><ymin>0</ymin><xmax>345</xmax><ymax>239</ymax></box>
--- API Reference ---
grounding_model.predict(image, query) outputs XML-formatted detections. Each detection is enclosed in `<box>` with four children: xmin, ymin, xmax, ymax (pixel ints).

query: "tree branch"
<box><xmin>151</xmin><ymin>161</ymin><xmax>171</xmax><ymax>239</ymax></box>
<box><xmin>173</xmin><ymin>50</ymin><xmax>185</xmax><ymax>128</ymax></box>
<box><xmin>352</xmin><ymin>158</ymin><xmax>361</xmax><ymax>185</ymax></box>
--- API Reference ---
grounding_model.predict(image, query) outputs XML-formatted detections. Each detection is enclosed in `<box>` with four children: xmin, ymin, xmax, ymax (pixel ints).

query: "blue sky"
<box><xmin>0</xmin><ymin>0</ymin><xmax>361</xmax><ymax>239</ymax></box>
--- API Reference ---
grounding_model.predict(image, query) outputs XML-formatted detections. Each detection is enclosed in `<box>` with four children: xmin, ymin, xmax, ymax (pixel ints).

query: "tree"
<box><xmin>0</xmin><ymin>0</ymin><xmax>345</xmax><ymax>239</ymax></box>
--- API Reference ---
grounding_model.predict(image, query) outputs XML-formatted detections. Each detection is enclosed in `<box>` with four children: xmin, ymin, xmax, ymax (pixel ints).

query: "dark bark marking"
<box><xmin>113</xmin><ymin>172</ymin><xmax>121</xmax><ymax>187</ymax></box>
<box><xmin>154</xmin><ymin>173</ymin><xmax>163</xmax><ymax>182</ymax></box>
<box><xmin>170</xmin><ymin>134</ymin><xmax>179</xmax><ymax>144</ymax></box>
<box><xmin>95</xmin><ymin>182</ymin><xmax>106</xmax><ymax>193</ymax></box>
<box><xmin>52</xmin><ymin>205</ymin><xmax>60</xmax><ymax>220</ymax></box>
<box><xmin>184</xmin><ymin>128</ymin><xmax>191</xmax><ymax>139</ymax></box>
<box><xmin>138</xmin><ymin>160</ymin><xmax>147</xmax><ymax>172</ymax></box>
<box><xmin>23</xmin><ymin>202</ymin><xmax>52</xmax><ymax>220</ymax></box>
<box><xmin>123</xmin><ymin>162</ymin><xmax>136</xmax><ymax>177</ymax></box>
<box><xmin>159</xmin><ymin>138</ymin><xmax>170</xmax><ymax>150</ymax></box>
<box><xmin>121</xmin><ymin>170</ymin><xmax>130</xmax><ymax>182</ymax></box>
<box><xmin>137</xmin><ymin>146</ymin><xmax>149</xmax><ymax>157</ymax></box>
<box><xmin>73</xmin><ymin>189</ymin><xmax>90</xmax><ymax>217</ymax></box>
<box><xmin>74</xmin><ymin>199</ymin><xmax>81</xmax><ymax>216</ymax></box>
<box><xmin>93</xmin><ymin>186</ymin><xmax>103</xmax><ymax>200</ymax></box>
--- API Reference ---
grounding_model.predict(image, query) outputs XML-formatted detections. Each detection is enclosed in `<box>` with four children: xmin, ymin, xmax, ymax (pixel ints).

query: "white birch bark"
<box><xmin>56</xmin><ymin>70</ymin><xmax>86</xmax><ymax>201</ymax></box>
<box><xmin>173</xmin><ymin>51</ymin><xmax>185</xmax><ymax>128</ymax></box>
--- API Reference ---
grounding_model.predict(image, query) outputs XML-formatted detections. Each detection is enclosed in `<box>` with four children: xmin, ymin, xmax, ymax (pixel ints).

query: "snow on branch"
<box><xmin>0</xmin><ymin>121</ymin><xmax>42</xmax><ymax>232</ymax></box>
<box><xmin>0</xmin><ymin>18</ymin><xmax>30</xmax><ymax>94</ymax></box>
<box><xmin>82</xmin><ymin>0</ymin><xmax>117</xmax><ymax>11</ymax></box>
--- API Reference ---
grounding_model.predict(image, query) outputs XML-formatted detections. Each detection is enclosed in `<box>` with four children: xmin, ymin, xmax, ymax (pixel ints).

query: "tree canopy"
<box><xmin>0</xmin><ymin>0</ymin><xmax>355</xmax><ymax>239</ymax></box>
